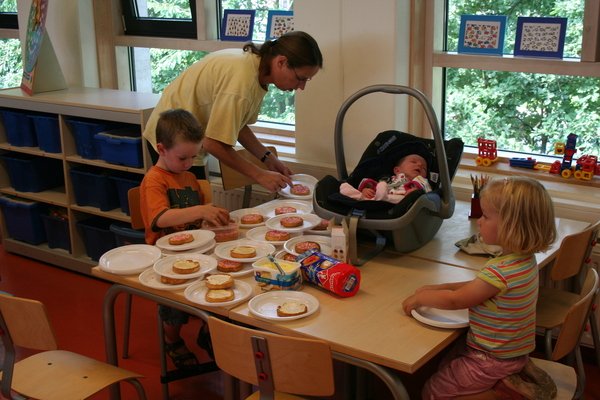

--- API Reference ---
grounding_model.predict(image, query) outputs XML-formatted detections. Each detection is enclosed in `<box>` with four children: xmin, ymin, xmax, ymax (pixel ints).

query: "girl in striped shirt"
<box><xmin>403</xmin><ymin>177</ymin><xmax>557</xmax><ymax>399</ymax></box>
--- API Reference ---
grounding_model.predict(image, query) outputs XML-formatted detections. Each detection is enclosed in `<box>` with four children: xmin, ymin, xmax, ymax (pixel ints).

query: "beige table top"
<box><xmin>406</xmin><ymin>200</ymin><xmax>590</xmax><ymax>271</ymax></box>
<box><xmin>228</xmin><ymin>252</ymin><xmax>477</xmax><ymax>374</ymax></box>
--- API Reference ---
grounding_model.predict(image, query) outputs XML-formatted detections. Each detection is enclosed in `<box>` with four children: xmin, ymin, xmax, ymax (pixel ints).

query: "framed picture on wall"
<box><xmin>514</xmin><ymin>17</ymin><xmax>567</xmax><ymax>58</ymax></box>
<box><xmin>220</xmin><ymin>9</ymin><xmax>255</xmax><ymax>42</ymax></box>
<box><xmin>457</xmin><ymin>14</ymin><xmax>507</xmax><ymax>55</ymax></box>
<box><xmin>266</xmin><ymin>10</ymin><xmax>294</xmax><ymax>40</ymax></box>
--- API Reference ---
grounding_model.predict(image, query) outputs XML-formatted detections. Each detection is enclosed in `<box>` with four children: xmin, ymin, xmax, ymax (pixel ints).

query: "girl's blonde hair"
<box><xmin>480</xmin><ymin>176</ymin><xmax>556</xmax><ymax>254</ymax></box>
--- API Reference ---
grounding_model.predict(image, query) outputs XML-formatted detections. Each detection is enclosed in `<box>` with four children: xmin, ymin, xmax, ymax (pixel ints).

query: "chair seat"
<box><xmin>246</xmin><ymin>390</ymin><xmax>307</xmax><ymax>400</ymax></box>
<box><xmin>536</xmin><ymin>287</ymin><xmax>580</xmax><ymax>329</ymax></box>
<box><xmin>531</xmin><ymin>357</ymin><xmax>576</xmax><ymax>400</ymax></box>
<box><xmin>8</xmin><ymin>350</ymin><xmax>143</xmax><ymax>400</ymax></box>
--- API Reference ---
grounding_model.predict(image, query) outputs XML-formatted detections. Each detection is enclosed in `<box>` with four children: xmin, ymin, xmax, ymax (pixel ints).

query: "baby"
<box><xmin>340</xmin><ymin>153</ymin><xmax>432</xmax><ymax>204</ymax></box>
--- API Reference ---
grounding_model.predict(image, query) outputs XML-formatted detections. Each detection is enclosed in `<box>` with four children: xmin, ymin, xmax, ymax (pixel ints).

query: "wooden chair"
<box><xmin>219</xmin><ymin>146</ymin><xmax>276</xmax><ymax>209</ymax></box>
<box><xmin>536</xmin><ymin>219</ymin><xmax>600</xmax><ymax>363</ymax></box>
<box><xmin>531</xmin><ymin>267</ymin><xmax>599</xmax><ymax>399</ymax></box>
<box><xmin>207</xmin><ymin>316</ymin><xmax>335</xmax><ymax>400</ymax></box>
<box><xmin>0</xmin><ymin>293</ymin><xmax>147</xmax><ymax>400</ymax></box>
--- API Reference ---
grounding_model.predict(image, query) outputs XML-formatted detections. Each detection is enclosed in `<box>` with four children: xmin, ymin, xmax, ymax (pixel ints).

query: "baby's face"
<box><xmin>394</xmin><ymin>154</ymin><xmax>428</xmax><ymax>180</ymax></box>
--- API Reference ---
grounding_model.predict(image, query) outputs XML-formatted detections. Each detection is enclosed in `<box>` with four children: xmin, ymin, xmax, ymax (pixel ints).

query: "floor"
<box><xmin>0</xmin><ymin>245</ymin><xmax>599</xmax><ymax>400</ymax></box>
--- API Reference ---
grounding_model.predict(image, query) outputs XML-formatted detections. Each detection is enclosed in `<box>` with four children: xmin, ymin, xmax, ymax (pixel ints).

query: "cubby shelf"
<box><xmin>0</xmin><ymin>87</ymin><xmax>159</xmax><ymax>275</ymax></box>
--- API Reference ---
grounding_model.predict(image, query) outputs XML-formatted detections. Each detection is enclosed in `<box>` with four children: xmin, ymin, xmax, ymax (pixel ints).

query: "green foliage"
<box><xmin>446</xmin><ymin>0</ymin><xmax>599</xmax><ymax>156</ymax></box>
<box><xmin>0</xmin><ymin>1</ymin><xmax>17</xmax><ymax>13</ymax></box>
<box><xmin>0</xmin><ymin>39</ymin><xmax>22</xmax><ymax>89</ymax></box>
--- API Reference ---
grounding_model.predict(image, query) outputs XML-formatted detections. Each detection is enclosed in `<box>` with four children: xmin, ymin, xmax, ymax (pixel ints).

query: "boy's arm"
<box><xmin>155</xmin><ymin>205</ymin><xmax>229</xmax><ymax>229</ymax></box>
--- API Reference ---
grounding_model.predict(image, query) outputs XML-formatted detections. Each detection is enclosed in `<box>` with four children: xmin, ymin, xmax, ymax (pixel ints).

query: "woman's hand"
<box><xmin>256</xmin><ymin>170</ymin><xmax>292</xmax><ymax>192</ymax></box>
<box><xmin>265</xmin><ymin>155</ymin><xmax>293</xmax><ymax>176</ymax></box>
<box><xmin>402</xmin><ymin>294</ymin><xmax>420</xmax><ymax>316</ymax></box>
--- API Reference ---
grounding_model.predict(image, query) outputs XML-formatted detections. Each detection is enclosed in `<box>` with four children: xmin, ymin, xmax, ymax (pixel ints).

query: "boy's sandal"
<box><xmin>165</xmin><ymin>339</ymin><xmax>199</xmax><ymax>370</ymax></box>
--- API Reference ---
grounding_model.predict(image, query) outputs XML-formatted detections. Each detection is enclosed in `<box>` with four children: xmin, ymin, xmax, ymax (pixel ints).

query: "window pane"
<box><xmin>0</xmin><ymin>38</ymin><xmax>22</xmax><ymax>89</ymax></box>
<box><xmin>446</xmin><ymin>0</ymin><xmax>584</xmax><ymax>58</ymax></box>
<box><xmin>445</xmin><ymin>69</ymin><xmax>600</xmax><ymax>156</ymax></box>
<box><xmin>0</xmin><ymin>0</ymin><xmax>17</xmax><ymax>12</ymax></box>
<box><xmin>132</xmin><ymin>47</ymin><xmax>295</xmax><ymax>124</ymax></box>
<box><xmin>131</xmin><ymin>0</ymin><xmax>192</xmax><ymax>19</ymax></box>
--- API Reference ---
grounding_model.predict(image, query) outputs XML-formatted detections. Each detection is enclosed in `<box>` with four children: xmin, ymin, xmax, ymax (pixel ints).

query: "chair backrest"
<box><xmin>219</xmin><ymin>146</ymin><xmax>277</xmax><ymax>191</ymax></box>
<box><xmin>0</xmin><ymin>294</ymin><xmax>57</xmax><ymax>351</ymax></box>
<box><xmin>551</xmin><ymin>267</ymin><xmax>599</xmax><ymax>361</ymax></box>
<box><xmin>207</xmin><ymin>316</ymin><xmax>335</xmax><ymax>398</ymax></box>
<box><xmin>550</xmin><ymin>219</ymin><xmax>599</xmax><ymax>281</ymax></box>
<box><xmin>128</xmin><ymin>179</ymin><xmax>213</xmax><ymax>230</ymax></box>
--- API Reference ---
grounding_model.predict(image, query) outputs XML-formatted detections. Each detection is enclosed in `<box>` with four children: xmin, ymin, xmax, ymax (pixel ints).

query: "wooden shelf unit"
<box><xmin>0</xmin><ymin>87</ymin><xmax>159</xmax><ymax>275</ymax></box>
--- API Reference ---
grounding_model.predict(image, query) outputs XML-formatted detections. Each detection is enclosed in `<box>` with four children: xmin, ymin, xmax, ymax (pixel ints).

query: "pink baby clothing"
<box><xmin>339</xmin><ymin>174</ymin><xmax>432</xmax><ymax>204</ymax></box>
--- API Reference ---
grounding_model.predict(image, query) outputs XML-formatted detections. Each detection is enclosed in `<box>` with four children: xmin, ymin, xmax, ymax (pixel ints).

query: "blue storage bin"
<box><xmin>77</xmin><ymin>217</ymin><xmax>117</xmax><ymax>261</ymax></box>
<box><xmin>110</xmin><ymin>173</ymin><xmax>143</xmax><ymax>215</ymax></box>
<box><xmin>66</xmin><ymin>118</ymin><xmax>113</xmax><ymax>159</ymax></box>
<box><xmin>1</xmin><ymin>109</ymin><xmax>37</xmax><ymax>147</ymax></box>
<box><xmin>95</xmin><ymin>127</ymin><xmax>143</xmax><ymax>168</ymax></box>
<box><xmin>41</xmin><ymin>212</ymin><xmax>71</xmax><ymax>252</ymax></box>
<box><xmin>0</xmin><ymin>153</ymin><xmax>64</xmax><ymax>192</ymax></box>
<box><xmin>0</xmin><ymin>196</ymin><xmax>47</xmax><ymax>244</ymax></box>
<box><xmin>70</xmin><ymin>168</ymin><xmax>119</xmax><ymax>211</ymax></box>
<box><xmin>31</xmin><ymin>114</ymin><xmax>61</xmax><ymax>153</ymax></box>
<box><xmin>110</xmin><ymin>223</ymin><xmax>145</xmax><ymax>246</ymax></box>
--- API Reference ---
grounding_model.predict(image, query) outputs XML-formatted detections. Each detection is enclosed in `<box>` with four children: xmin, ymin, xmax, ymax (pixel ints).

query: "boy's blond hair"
<box><xmin>480</xmin><ymin>176</ymin><xmax>556</xmax><ymax>254</ymax></box>
<box><xmin>156</xmin><ymin>108</ymin><xmax>203</xmax><ymax>149</ymax></box>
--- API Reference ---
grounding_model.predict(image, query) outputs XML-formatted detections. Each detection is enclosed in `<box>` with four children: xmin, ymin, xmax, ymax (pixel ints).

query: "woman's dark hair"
<box><xmin>243</xmin><ymin>31</ymin><xmax>323</xmax><ymax>75</ymax></box>
<box><xmin>156</xmin><ymin>108</ymin><xmax>203</xmax><ymax>149</ymax></box>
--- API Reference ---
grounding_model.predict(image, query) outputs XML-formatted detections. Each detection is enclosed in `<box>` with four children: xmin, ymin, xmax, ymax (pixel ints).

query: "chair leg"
<box><xmin>589</xmin><ymin>309</ymin><xmax>600</xmax><ymax>366</ymax></box>
<box><xmin>544</xmin><ymin>329</ymin><xmax>553</xmax><ymax>360</ymax></box>
<box><xmin>122</xmin><ymin>293</ymin><xmax>133</xmax><ymax>359</ymax></box>
<box><xmin>242</xmin><ymin>185</ymin><xmax>252</xmax><ymax>208</ymax></box>
<box><xmin>157</xmin><ymin>308</ymin><xmax>170</xmax><ymax>400</ymax></box>
<box><xmin>126</xmin><ymin>378</ymin><xmax>148</xmax><ymax>400</ymax></box>
<box><xmin>574</xmin><ymin>346</ymin><xmax>586</xmax><ymax>400</ymax></box>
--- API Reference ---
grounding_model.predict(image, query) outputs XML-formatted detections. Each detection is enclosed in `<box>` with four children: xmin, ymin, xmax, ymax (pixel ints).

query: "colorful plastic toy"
<box><xmin>509</xmin><ymin>157</ymin><xmax>537</xmax><ymax>169</ymax></box>
<box><xmin>549</xmin><ymin>133</ymin><xmax>578</xmax><ymax>178</ymax></box>
<box><xmin>475</xmin><ymin>138</ymin><xmax>498</xmax><ymax>167</ymax></box>
<box><xmin>574</xmin><ymin>154</ymin><xmax>598</xmax><ymax>181</ymax></box>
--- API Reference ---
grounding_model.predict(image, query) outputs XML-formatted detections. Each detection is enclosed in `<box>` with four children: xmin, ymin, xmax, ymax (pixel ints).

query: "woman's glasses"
<box><xmin>288</xmin><ymin>64</ymin><xmax>311</xmax><ymax>83</ymax></box>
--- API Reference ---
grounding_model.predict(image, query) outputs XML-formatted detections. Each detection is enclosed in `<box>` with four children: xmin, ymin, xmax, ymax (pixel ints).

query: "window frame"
<box><xmin>121</xmin><ymin>0</ymin><xmax>198</xmax><ymax>39</ymax></box>
<box><xmin>0</xmin><ymin>12</ymin><xmax>18</xmax><ymax>30</ymax></box>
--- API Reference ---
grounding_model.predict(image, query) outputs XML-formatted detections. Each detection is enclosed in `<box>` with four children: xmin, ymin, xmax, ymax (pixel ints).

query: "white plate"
<box><xmin>138</xmin><ymin>268</ymin><xmax>199</xmax><ymax>291</ymax></box>
<box><xmin>283</xmin><ymin>235</ymin><xmax>333</xmax><ymax>256</ymax></box>
<box><xmin>160</xmin><ymin>239</ymin><xmax>216</xmax><ymax>257</ymax></box>
<box><xmin>155</xmin><ymin>229</ymin><xmax>215</xmax><ymax>251</ymax></box>
<box><xmin>153</xmin><ymin>253</ymin><xmax>217</xmax><ymax>279</ymax></box>
<box><xmin>265</xmin><ymin>213</ymin><xmax>322</xmax><ymax>233</ymax></box>
<box><xmin>184</xmin><ymin>280</ymin><xmax>253</xmax><ymax>307</ymax></box>
<box><xmin>411</xmin><ymin>307</ymin><xmax>469</xmax><ymax>329</ymax></box>
<box><xmin>230</xmin><ymin>208</ymin><xmax>269</xmax><ymax>228</ymax></box>
<box><xmin>248</xmin><ymin>291</ymin><xmax>319</xmax><ymax>321</ymax></box>
<box><xmin>255</xmin><ymin>200</ymin><xmax>313</xmax><ymax>218</ymax></box>
<box><xmin>213</xmin><ymin>239</ymin><xmax>276</xmax><ymax>262</ymax></box>
<box><xmin>277</xmin><ymin>174</ymin><xmax>317</xmax><ymax>200</ymax></box>
<box><xmin>245</xmin><ymin>226</ymin><xmax>301</xmax><ymax>246</ymax></box>
<box><xmin>99</xmin><ymin>245</ymin><xmax>161</xmax><ymax>275</ymax></box>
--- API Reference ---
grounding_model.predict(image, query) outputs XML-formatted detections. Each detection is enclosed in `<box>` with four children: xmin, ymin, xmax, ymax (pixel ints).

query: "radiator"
<box><xmin>210</xmin><ymin>182</ymin><xmax>275</xmax><ymax>211</ymax></box>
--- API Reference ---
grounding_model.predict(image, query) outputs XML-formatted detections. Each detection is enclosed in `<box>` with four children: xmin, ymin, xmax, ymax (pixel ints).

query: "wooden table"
<box><xmin>406</xmin><ymin>200</ymin><xmax>590</xmax><ymax>271</ymax></box>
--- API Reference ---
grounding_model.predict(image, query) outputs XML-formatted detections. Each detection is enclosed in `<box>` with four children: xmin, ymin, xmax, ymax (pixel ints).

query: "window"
<box><xmin>439</xmin><ymin>0</ymin><xmax>600</xmax><ymax>157</ymax></box>
<box><xmin>123</xmin><ymin>0</ymin><xmax>296</xmax><ymax>127</ymax></box>
<box><xmin>0</xmin><ymin>1</ymin><xmax>21</xmax><ymax>89</ymax></box>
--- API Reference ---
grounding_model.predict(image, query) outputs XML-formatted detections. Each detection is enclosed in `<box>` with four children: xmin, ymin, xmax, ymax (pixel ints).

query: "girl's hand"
<box><xmin>402</xmin><ymin>294</ymin><xmax>419</xmax><ymax>316</ymax></box>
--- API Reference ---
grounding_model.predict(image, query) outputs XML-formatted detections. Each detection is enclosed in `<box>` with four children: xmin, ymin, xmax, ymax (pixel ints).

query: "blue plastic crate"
<box><xmin>69</xmin><ymin>168</ymin><xmax>120</xmax><ymax>211</ymax></box>
<box><xmin>95</xmin><ymin>127</ymin><xmax>143</xmax><ymax>168</ymax></box>
<box><xmin>110</xmin><ymin>223</ymin><xmax>145</xmax><ymax>246</ymax></box>
<box><xmin>66</xmin><ymin>118</ymin><xmax>113</xmax><ymax>159</ymax></box>
<box><xmin>0</xmin><ymin>153</ymin><xmax>64</xmax><ymax>192</ymax></box>
<box><xmin>41</xmin><ymin>212</ymin><xmax>71</xmax><ymax>252</ymax></box>
<box><xmin>110</xmin><ymin>173</ymin><xmax>143</xmax><ymax>215</ymax></box>
<box><xmin>1</xmin><ymin>109</ymin><xmax>37</xmax><ymax>147</ymax></box>
<box><xmin>31</xmin><ymin>114</ymin><xmax>61</xmax><ymax>153</ymax></box>
<box><xmin>0</xmin><ymin>196</ymin><xmax>47</xmax><ymax>244</ymax></box>
<box><xmin>77</xmin><ymin>217</ymin><xmax>117</xmax><ymax>261</ymax></box>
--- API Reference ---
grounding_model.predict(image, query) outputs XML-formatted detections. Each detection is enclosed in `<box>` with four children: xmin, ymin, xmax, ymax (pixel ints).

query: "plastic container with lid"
<box><xmin>252</xmin><ymin>257</ymin><xmax>302</xmax><ymax>291</ymax></box>
<box><xmin>201</xmin><ymin>219</ymin><xmax>240</xmax><ymax>242</ymax></box>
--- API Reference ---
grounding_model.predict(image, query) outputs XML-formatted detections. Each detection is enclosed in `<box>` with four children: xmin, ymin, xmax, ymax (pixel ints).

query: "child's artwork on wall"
<box><xmin>221</xmin><ymin>9</ymin><xmax>255</xmax><ymax>42</ymax></box>
<box><xmin>266</xmin><ymin>10</ymin><xmax>294</xmax><ymax>40</ymax></box>
<box><xmin>457</xmin><ymin>14</ymin><xmax>507</xmax><ymax>55</ymax></box>
<box><xmin>514</xmin><ymin>17</ymin><xmax>567</xmax><ymax>58</ymax></box>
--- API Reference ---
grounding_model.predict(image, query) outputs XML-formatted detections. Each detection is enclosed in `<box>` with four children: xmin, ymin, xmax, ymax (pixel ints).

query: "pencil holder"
<box><xmin>469</xmin><ymin>194</ymin><xmax>482</xmax><ymax>219</ymax></box>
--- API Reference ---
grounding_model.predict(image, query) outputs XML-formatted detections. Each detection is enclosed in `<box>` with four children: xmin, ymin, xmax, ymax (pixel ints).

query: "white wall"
<box><xmin>295</xmin><ymin>0</ymin><xmax>411</xmax><ymax>173</ymax></box>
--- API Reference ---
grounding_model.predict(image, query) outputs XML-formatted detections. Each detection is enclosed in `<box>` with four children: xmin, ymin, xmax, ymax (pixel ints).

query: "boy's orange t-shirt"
<box><xmin>140</xmin><ymin>166</ymin><xmax>204</xmax><ymax>245</ymax></box>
